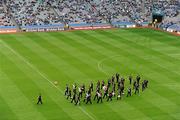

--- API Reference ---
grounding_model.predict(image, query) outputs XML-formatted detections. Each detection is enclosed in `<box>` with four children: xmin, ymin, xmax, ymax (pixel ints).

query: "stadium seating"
<box><xmin>0</xmin><ymin>0</ymin><xmax>179</xmax><ymax>32</ymax></box>
<box><xmin>0</xmin><ymin>1</ymin><xmax>14</xmax><ymax>27</ymax></box>
<box><xmin>6</xmin><ymin>0</ymin><xmax>62</xmax><ymax>26</ymax></box>
<box><xmin>54</xmin><ymin>0</ymin><xmax>107</xmax><ymax>24</ymax></box>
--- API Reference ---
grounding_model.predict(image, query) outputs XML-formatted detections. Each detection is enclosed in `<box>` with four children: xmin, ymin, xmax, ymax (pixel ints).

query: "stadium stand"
<box><xmin>6</xmin><ymin>0</ymin><xmax>62</xmax><ymax>26</ymax></box>
<box><xmin>0</xmin><ymin>1</ymin><xmax>14</xmax><ymax>27</ymax></box>
<box><xmin>0</xmin><ymin>1</ymin><xmax>16</xmax><ymax>33</ymax></box>
<box><xmin>54</xmin><ymin>0</ymin><xmax>107</xmax><ymax>24</ymax></box>
<box><xmin>0</xmin><ymin>0</ymin><xmax>179</xmax><ymax>33</ymax></box>
<box><xmin>153</xmin><ymin>0</ymin><xmax>180</xmax><ymax>32</ymax></box>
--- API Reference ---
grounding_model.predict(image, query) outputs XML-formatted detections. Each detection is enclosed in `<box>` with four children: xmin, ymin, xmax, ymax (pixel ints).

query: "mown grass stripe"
<box><xmin>0</xmin><ymin>70</ymin><xmax>46</xmax><ymax>120</ymax></box>
<box><xmin>108</xmin><ymin>29</ymin><xmax>180</xmax><ymax>63</ymax></box>
<box><xmin>78</xmin><ymin>30</ymin><xmax>179</xmax><ymax>117</ymax></box>
<box><xmin>93</xmin><ymin>30</ymin><xmax>180</xmax><ymax>84</ymax></box>
<box><xmin>52</xmin><ymin>30</ymin><xmax>173</xmax><ymax>119</ymax></box>
<box><xmin>28</xmin><ymin>33</ymin><xmax>101</xmax><ymax>78</ymax></box>
<box><xmin>0</xmin><ymin>37</ymin><xmax>94</xmax><ymax>119</ymax></box>
<box><xmin>0</xmin><ymin>91</ymin><xmax>18</xmax><ymax>120</ymax></box>
<box><xmin>90</xmin><ymin>30</ymin><xmax>179</xmax><ymax>118</ymax></box>
<box><xmin>0</xmin><ymin>42</ymin><xmax>75</xmax><ymax>120</ymax></box>
<box><xmin>0</xmin><ymin>28</ymin><xmax>179</xmax><ymax>120</ymax></box>
<box><xmin>59</xmin><ymin>30</ymin><xmax>156</xmax><ymax>119</ymax></box>
<box><xmin>23</xmin><ymin>32</ymin><xmax>126</xmax><ymax>120</ymax></box>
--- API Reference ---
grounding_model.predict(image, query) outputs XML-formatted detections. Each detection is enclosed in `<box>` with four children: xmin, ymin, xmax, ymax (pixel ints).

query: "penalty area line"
<box><xmin>0</xmin><ymin>40</ymin><xmax>96</xmax><ymax>120</ymax></box>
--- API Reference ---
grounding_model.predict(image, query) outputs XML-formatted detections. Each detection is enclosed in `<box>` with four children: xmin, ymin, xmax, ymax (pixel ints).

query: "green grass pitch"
<box><xmin>0</xmin><ymin>28</ymin><xmax>180</xmax><ymax>120</ymax></box>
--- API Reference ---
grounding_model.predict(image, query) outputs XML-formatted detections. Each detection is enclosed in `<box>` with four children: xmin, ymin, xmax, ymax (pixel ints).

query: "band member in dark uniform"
<box><xmin>90</xmin><ymin>81</ymin><xmax>93</xmax><ymax>92</ymax></box>
<box><xmin>135</xmin><ymin>83</ymin><xmax>140</xmax><ymax>95</ymax></box>
<box><xmin>129</xmin><ymin>75</ymin><xmax>132</xmax><ymax>85</ymax></box>
<box><xmin>116</xmin><ymin>73</ymin><xmax>120</xmax><ymax>83</ymax></box>
<box><xmin>107</xmin><ymin>91</ymin><xmax>113</xmax><ymax>101</ymax></box>
<box><xmin>136</xmin><ymin>75</ymin><xmax>141</xmax><ymax>85</ymax></box>
<box><xmin>67</xmin><ymin>89</ymin><xmax>72</xmax><ymax>100</ymax></box>
<box><xmin>37</xmin><ymin>94</ymin><xmax>43</xmax><ymax>104</ymax></box>
<box><xmin>71</xmin><ymin>93</ymin><xmax>76</xmax><ymax>103</ymax></box>
<box><xmin>101</xmin><ymin>80</ymin><xmax>105</xmax><ymax>89</ymax></box>
<box><xmin>97</xmin><ymin>92</ymin><xmax>103</xmax><ymax>103</ymax></box>
<box><xmin>64</xmin><ymin>84</ymin><xmax>69</xmax><ymax>96</ymax></box>
<box><xmin>127</xmin><ymin>87</ymin><xmax>132</xmax><ymax>97</ymax></box>
<box><xmin>75</xmin><ymin>94</ymin><xmax>80</xmax><ymax>105</ymax></box>
<box><xmin>86</xmin><ymin>92</ymin><xmax>92</xmax><ymax>104</ymax></box>
<box><xmin>81</xmin><ymin>84</ymin><xmax>85</xmax><ymax>93</ymax></box>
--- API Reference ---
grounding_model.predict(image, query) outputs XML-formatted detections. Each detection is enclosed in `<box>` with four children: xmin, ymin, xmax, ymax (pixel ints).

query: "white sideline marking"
<box><xmin>0</xmin><ymin>40</ymin><xmax>95</xmax><ymax>120</ymax></box>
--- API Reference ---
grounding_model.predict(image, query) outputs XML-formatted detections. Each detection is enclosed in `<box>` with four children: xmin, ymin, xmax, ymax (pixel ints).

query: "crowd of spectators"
<box><xmin>89</xmin><ymin>0</ymin><xmax>132</xmax><ymax>23</ymax></box>
<box><xmin>153</xmin><ymin>0</ymin><xmax>180</xmax><ymax>30</ymax></box>
<box><xmin>0</xmin><ymin>1</ymin><xmax>14</xmax><ymax>27</ymax></box>
<box><xmin>6</xmin><ymin>0</ymin><xmax>62</xmax><ymax>26</ymax></box>
<box><xmin>53</xmin><ymin>0</ymin><xmax>106</xmax><ymax>24</ymax></box>
<box><xmin>0</xmin><ymin>0</ymin><xmax>179</xmax><ymax>30</ymax></box>
<box><xmin>52</xmin><ymin>0</ymin><xmax>153</xmax><ymax>24</ymax></box>
<box><xmin>153</xmin><ymin>0</ymin><xmax>179</xmax><ymax>17</ymax></box>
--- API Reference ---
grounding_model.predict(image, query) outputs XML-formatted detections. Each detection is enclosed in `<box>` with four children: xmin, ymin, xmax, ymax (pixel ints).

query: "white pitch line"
<box><xmin>97</xmin><ymin>55</ymin><xmax>121</xmax><ymax>75</ymax></box>
<box><xmin>168</xmin><ymin>53</ymin><xmax>180</xmax><ymax>56</ymax></box>
<box><xmin>0</xmin><ymin>40</ymin><xmax>95</xmax><ymax>120</ymax></box>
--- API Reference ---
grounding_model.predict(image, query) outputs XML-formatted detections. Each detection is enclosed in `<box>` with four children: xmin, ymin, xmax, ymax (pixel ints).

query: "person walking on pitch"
<box><xmin>37</xmin><ymin>94</ymin><xmax>43</xmax><ymax>104</ymax></box>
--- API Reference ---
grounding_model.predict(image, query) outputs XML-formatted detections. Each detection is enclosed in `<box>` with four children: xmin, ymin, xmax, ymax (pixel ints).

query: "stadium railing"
<box><xmin>69</xmin><ymin>23</ymin><xmax>112</xmax><ymax>30</ymax></box>
<box><xmin>140</xmin><ymin>22</ymin><xmax>149</xmax><ymax>27</ymax></box>
<box><xmin>0</xmin><ymin>26</ymin><xmax>17</xmax><ymax>33</ymax></box>
<box><xmin>112</xmin><ymin>22</ymin><xmax>136</xmax><ymax>28</ymax></box>
<box><xmin>21</xmin><ymin>24</ymin><xmax>65</xmax><ymax>32</ymax></box>
<box><xmin>167</xmin><ymin>24</ymin><xmax>180</xmax><ymax>33</ymax></box>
